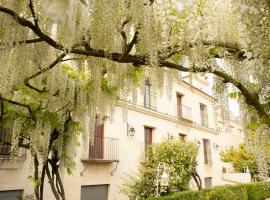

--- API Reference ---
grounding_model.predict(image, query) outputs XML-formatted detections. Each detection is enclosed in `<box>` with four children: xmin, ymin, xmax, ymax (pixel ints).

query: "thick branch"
<box><xmin>0</xmin><ymin>101</ymin><xmax>3</xmax><ymax>121</ymax></box>
<box><xmin>55</xmin><ymin>167</ymin><xmax>65</xmax><ymax>200</ymax></box>
<box><xmin>126</xmin><ymin>29</ymin><xmax>139</xmax><ymax>54</ymax></box>
<box><xmin>0</xmin><ymin>6</ymin><xmax>65</xmax><ymax>50</ymax></box>
<box><xmin>0</xmin><ymin>95</ymin><xmax>32</xmax><ymax>114</ymax></box>
<box><xmin>29</xmin><ymin>0</ymin><xmax>40</xmax><ymax>29</ymax></box>
<box><xmin>40</xmin><ymin>163</ymin><xmax>47</xmax><ymax>200</ymax></box>
<box><xmin>34</xmin><ymin>155</ymin><xmax>40</xmax><ymax>200</ymax></box>
<box><xmin>118</xmin><ymin>18</ymin><xmax>130</xmax><ymax>55</ymax></box>
<box><xmin>160</xmin><ymin>60</ymin><xmax>269</xmax><ymax>121</ymax></box>
<box><xmin>24</xmin><ymin>52</ymin><xmax>68</xmax><ymax>93</ymax></box>
<box><xmin>0</xmin><ymin>5</ymin><xmax>267</xmax><ymax>125</ymax></box>
<box><xmin>0</xmin><ymin>38</ymin><xmax>43</xmax><ymax>50</ymax></box>
<box><xmin>46</xmin><ymin>165</ymin><xmax>61</xmax><ymax>200</ymax></box>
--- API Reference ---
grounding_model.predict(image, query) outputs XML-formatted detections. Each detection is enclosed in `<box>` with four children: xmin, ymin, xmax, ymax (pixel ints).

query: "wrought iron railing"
<box><xmin>0</xmin><ymin>146</ymin><xmax>11</xmax><ymax>155</ymax></box>
<box><xmin>200</xmin><ymin>114</ymin><xmax>209</xmax><ymax>127</ymax></box>
<box><xmin>177</xmin><ymin>104</ymin><xmax>192</xmax><ymax>121</ymax></box>
<box><xmin>143</xmin><ymin>93</ymin><xmax>157</xmax><ymax>110</ymax></box>
<box><xmin>0</xmin><ymin>129</ymin><xmax>11</xmax><ymax>156</ymax></box>
<box><xmin>87</xmin><ymin>136</ymin><xmax>119</xmax><ymax>161</ymax></box>
<box><xmin>0</xmin><ymin>145</ymin><xmax>26</xmax><ymax>158</ymax></box>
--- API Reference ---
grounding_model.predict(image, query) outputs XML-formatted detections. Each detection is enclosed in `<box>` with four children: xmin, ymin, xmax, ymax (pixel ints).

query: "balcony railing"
<box><xmin>143</xmin><ymin>94</ymin><xmax>157</xmax><ymax>110</ymax></box>
<box><xmin>0</xmin><ymin>146</ymin><xmax>11</xmax><ymax>155</ymax></box>
<box><xmin>222</xmin><ymin>173</ymin><xmax>251</xmax><ymax>183</ymax></box>
<box><xmin>82</xmin><ymin>136</ymin><xmax>119</xmax><ymax>162</ymax></box>
<box><xmin>200</xmin><ymin>114</ymin><xmax>209</xmax><ymax>127</ymax></box>
<box><xmin>177</xmin><ymin>104</ymin><xmax>192</xmax><ymax>121</ymax></box>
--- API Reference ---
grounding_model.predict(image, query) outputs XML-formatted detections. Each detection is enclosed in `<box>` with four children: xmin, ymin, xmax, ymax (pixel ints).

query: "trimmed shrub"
<box><xmin>121</xmin><ymin>140</ymin><xmax>198</xmax><ymax>200</ymax></box>
<box><xmin>148</xmin><ymin>182</ymin><xmax>270</xmax><ymax>200</ymax></box>
<box><xmin>148</xmin><ymin>190</ymin><xmax>202</xmax><ymax>200</ymax></box>
<box><xmin>203</xmin><ymin>185</ymin><xmax>248</xmax><ymax>200</ymax></box>
<box><xmin>245</xmin><ymin>182</ymin><xmax>270</xmax><ymax>200</ymax></box>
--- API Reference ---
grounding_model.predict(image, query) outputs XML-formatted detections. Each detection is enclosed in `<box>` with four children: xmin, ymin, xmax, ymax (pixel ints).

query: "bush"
<box><xmin>148</xmin><ymin>182</ymin><xmax>270</xmax><ymax>200</ymax></box>
<box><xmin>244</xmin><ymin>182</ymin><xmax>270</xmax><ymax>200</ymax></box>
<box><xmin>121</xmin><ymin>140</ymin><xmax>198</xmax><ymax>200</ymax></box>
<box><xmin>203</xmin><ymin>185</ymin><xmax>248</xmax><ymax>200</ymax></box>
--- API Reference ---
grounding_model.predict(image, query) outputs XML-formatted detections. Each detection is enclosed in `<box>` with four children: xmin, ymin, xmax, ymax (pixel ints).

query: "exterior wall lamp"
<box><xmin>156</xmin><ymin>162</ymin><xmax>169</xmax><ymax>196</ymax></box>
<box><xmin>127</xmin><ymin>123</ymin><xmax>135</xmax><ymax>137</ymax></box>
<box><xmin>195</xmin><ymin>139</ymin><xmax>201</xmax><ymax>146</ymax></box>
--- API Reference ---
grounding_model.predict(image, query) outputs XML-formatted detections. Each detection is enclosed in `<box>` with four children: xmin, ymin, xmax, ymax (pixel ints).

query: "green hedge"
<box><xmin>148</xmin><ymin>182</ymin><xmax>270</xmax><ymax>200</ymax></box>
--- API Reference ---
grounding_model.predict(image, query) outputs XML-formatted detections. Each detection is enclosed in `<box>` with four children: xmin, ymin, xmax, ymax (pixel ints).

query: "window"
<box><xmin>0</xmin><ymin>129</ymin><xmax>11</xmax><ymax>155</ymax></box>
<box><xmin>203</xmin><ymin>139</ymin><xmax>212</xmax><ymax>164</ymax></box>
<box><xmin>144</xmin><ymin>127</ymin><xmax>153</xmax><ymax>154</ymax></box>
<box><xmin>228</xmin><ymin>125</ymin><xmax>234</xmax><ymax>133</ymax></box>
<box><xmin>204</xmin><ymin>177</ymin><xmax>212</xmax><ymax>188</ymax></box>
<box><xmin>0</xmin><ymin>190</ymin><xmax>23</xmax><ymax>200</ymax></box>
<box><xmin>217</xmin><ymin>121</ymin><xmax>223</xmax><ymax>131</ymax></box>
<box><xmin>200</xmin><ymin>103</ymin><xmax>208</xmax><ymax>127</ymax></box>
<box><xmin>177</xmin><ymin>94</ymin><xmax>183</xmax><ymax>118</ymax></box>
<box><xmin>144</xmin><ymin>80</ymin><xmax>151</xmax><ymax>109</ymax></box>
<box><xmin>179</xmin><ymin>133</ymin><xmax>186</xmax><ymax>142</ymax></box>
<box><xmin>238</xmin><ymin>129</ymin><xmax>242</xmax><ymax>135</ymax></box>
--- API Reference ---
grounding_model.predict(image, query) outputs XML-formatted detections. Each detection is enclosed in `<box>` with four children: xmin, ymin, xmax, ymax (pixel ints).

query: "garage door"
<box><xmin>81</xmin><ymin>185</ymin><xmax>108</xmax><ymax>200</ymax></box>
<box><xmin>0</xmin><ymin>190</ymin><xmax>23</xmax><ymax>200</ymax></box>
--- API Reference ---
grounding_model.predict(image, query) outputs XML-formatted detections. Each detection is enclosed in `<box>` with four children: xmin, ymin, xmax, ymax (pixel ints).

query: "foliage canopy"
<box><xmin>1</xmin><ymin>0</ymin><xmax>270</xmax><ymax>199</ymax></box>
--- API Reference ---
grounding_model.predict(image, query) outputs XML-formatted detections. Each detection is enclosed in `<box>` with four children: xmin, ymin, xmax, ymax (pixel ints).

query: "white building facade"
<box><xmin>0</xmin><ymin>75</ymin><xmax>245</xmax><ymax>200</ymax></box>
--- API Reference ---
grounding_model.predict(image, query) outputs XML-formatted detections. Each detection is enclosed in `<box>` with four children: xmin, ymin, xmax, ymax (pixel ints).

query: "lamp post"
<box><xmin>156</xmin><ymin>162</ymin><xmax>169</xmax><ymax>196</ymax></box>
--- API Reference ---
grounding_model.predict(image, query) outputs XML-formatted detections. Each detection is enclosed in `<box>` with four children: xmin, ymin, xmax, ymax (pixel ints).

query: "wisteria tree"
<box><xmin>0</xmin><ymin>0</ymin><xmax>270</xmax><ymax>199</ymax></box>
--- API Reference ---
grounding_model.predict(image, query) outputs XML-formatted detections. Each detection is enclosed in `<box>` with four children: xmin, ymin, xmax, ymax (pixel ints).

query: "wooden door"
<box><xmin>144</xmin><ymin>127</ymin><xmax>152</xmax><ymax>153</ymax></box>
<box><xmin>89</xmin><ymin>123</ymin><xmax>104</xmax><ymax>159</ymax></box>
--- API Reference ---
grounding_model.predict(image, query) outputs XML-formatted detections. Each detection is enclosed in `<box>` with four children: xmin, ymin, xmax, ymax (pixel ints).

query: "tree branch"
<box><xmin>160</xmin><ymin>60</ymin><xmax>269</xmax><ymax>122</ymax></box>
<box><xmin>24</xmin><ymin>52</ymin><xmax>68</xmax><ymax>93</ymax></box>
<box><xmin>33</xmin><ymin>155</ymin><xmax>40</xmax><ymax>200</ymax></box>
<box><xmin>0</xmin><ymin>6</ymin><xmax>65</xmax><ymax>50</ymax></box>
<box><xmin>46</xmin><ymin>165</ymin><xmax>61</xmax><ymax>200</ymax></box>
<box><xmin>118</xmin><ymin>18</ymin><xmax>130</xmax><ymax>55</ymax></box>
<box><xmin>0</xmin><ymin>101</ymin><xmax>3</xmax><ymax>121</ymax></box>
<box><xmin>0</xmin><ymin>38</ymin><xmax>43</xmax><ymax>50</ymax></box>
<box><xmin>126</xmin><ymin>29</ymin><xmax>139</xmax><ymax>54</ymax></box>
<box><xmin>29</xmin><ymin>0</ymin><xmax>40</xmax><ymax>30</ymax></box>
<box><xmin>0</xmin><ymin>4</ymin><xmax>267</xmax><ymax>126</ymax></box>
<box><xmin>0</xmin><ymin>95</ymin><xmax>32</xmax><ymax>115</ymax></box>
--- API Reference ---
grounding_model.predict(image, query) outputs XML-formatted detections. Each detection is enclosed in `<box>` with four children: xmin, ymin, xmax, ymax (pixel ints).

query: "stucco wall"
<box><xmin>0</xmin><ymin>78</ymin><xmax>244</xmax><ymax>200</ymax></box>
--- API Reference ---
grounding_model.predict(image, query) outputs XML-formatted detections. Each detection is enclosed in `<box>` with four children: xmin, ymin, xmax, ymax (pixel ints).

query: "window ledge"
<box><xmin>81</xmin><ymin>159</ymin><xmax>119</xmax><ymax>163</ymax></box>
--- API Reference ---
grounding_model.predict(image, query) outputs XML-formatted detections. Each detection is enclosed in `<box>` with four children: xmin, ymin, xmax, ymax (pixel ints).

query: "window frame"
<box><xmin>203</xmin><ymin>138</ymin><xmax>212</xmax><ymax>165</ymax></box>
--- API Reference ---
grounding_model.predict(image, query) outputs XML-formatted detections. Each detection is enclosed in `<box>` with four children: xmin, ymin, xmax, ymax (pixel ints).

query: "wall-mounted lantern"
<box><xmin>213</xmin><ymin>142</ymin><xmax>219</xmax><ymax>149</ymax></box>
<box><xmin>195</xmin><ymin>139</ymin><xmax>201</xmax><ymax>146</ymax></box>
<box><xmin>127</xmin><ymin>123</ymin><xmax>135</xmax><ymax>137</ymax></box>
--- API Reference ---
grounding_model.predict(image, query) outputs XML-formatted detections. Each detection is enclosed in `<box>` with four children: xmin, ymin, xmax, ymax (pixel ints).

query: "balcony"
<box><xmin>0</xmin><ymin>146</ymin><xmax>11</xmax><ymax>155</ymax></box>
<box><xmin>177</xmin><ymin>104</ymin><xmax>192</xmax><ymax>121</ymax></box>
<box><xmin>222</xmin><ymin>173</ymin><xmax>251</xmax><ymax>183</ymax></box>
<box><xmin>200</xmin><ymin>114</ymin><xmax>209</xmax><ymax>127</ymax></box>
<box><xmin>82</xmin><ymin>136</ymin><xmax>119</xmax><ymax>163</ymax></box>
<box><xmin>143</xmin><ymin>94</ymin><xmax>157</xmax><ymax>110</ymax></box>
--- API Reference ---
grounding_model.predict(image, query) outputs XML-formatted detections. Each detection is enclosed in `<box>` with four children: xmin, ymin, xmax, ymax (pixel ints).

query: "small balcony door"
<box><xmin>200</xmin><ymin>103</ymin><xmax>208</xmax><ymax>127</ymax></box>
<box><xmin>144</xmin><ymin>80</ymin><xmax>151</xmax><ymax>109</ymax></box>
<box><xmin>177</xmin><ymin>94</ymin><xmax>183</xmax><ymax>118</ymax></box>
<box><xmin>89</xmin><ymin>122</ymin><xmax>104</xmax><ymax>159</ymax></box>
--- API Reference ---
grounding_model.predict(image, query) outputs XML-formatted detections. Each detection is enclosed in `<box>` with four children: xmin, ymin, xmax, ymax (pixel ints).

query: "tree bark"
<box><xmin>33</xmin><ymin>155</ymin><xmax>40</xmax><ymax>200</ymax></box>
